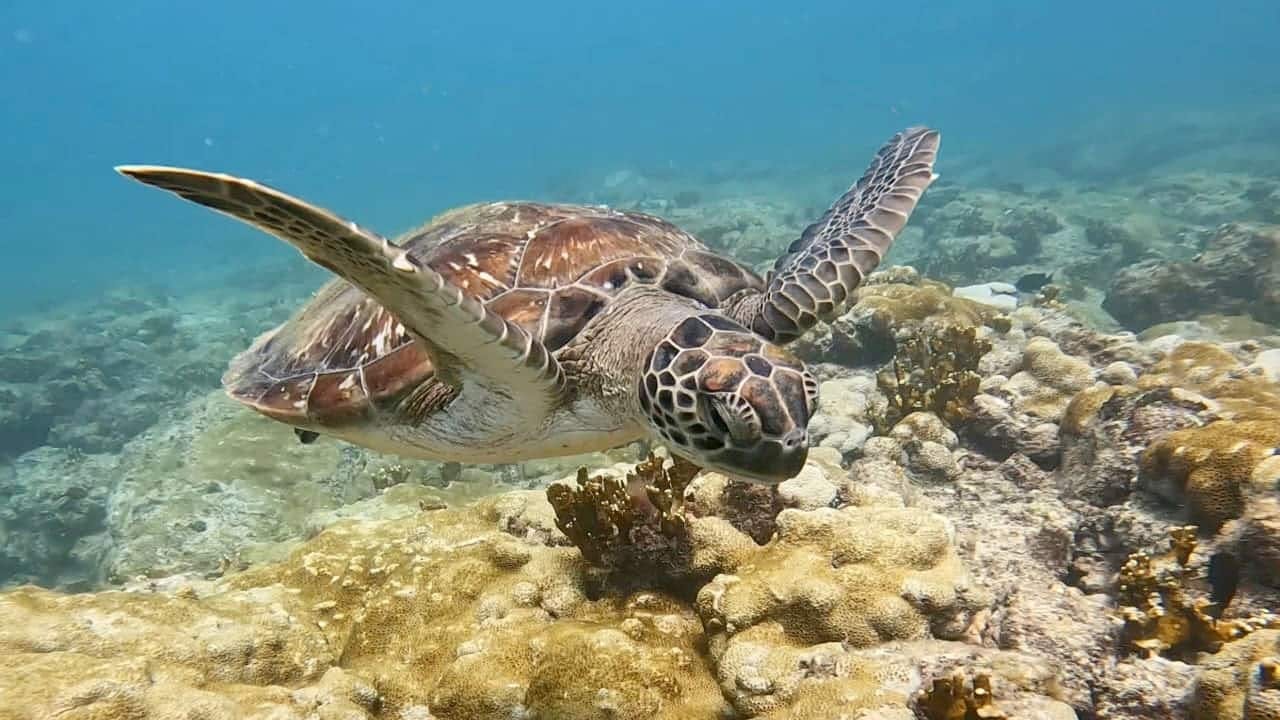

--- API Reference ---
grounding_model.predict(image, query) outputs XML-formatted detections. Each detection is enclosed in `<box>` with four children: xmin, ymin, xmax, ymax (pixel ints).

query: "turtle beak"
<box><xmin>703</xmin><ymin>429</ymin><xmax>809</xmax><ymax>485</ymax></box>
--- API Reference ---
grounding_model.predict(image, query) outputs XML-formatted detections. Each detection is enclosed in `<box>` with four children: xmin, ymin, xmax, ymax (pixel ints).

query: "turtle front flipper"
<box><xmin>730</xmin><ymin>127</ymin><xmax>940</xmax><ymax>344</ymax></box>
<box><xmin>116</xmin><ymin>165</ymin><xmax>565</xmax><ymax>428</ymax></box>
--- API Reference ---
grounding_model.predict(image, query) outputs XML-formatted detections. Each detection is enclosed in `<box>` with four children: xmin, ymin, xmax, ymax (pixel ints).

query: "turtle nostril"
<box><xmin>782</xmin><ymin>430</ymin><xmax>806</xmax><ymax>449</ymax></box>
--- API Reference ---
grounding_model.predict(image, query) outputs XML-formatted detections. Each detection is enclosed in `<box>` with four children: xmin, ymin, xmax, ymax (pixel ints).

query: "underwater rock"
<box><xmin>996</xmin><ymin>205</ymin><xmax>1063</xmax><ymax>256</ymax></box>
<box><xmin>1141</xmin><ymin>314</ymin><xmax>1280</xmax><ymax>348</ymax></box>
<box><xmin>965</xmin><ymin>392</ymin><xmax>1062</xmax><ymax>467</ymax></box>
<box><xmin>0</xmin><ymin>446</ymin><xmax>114</xmax><ymax>589</ymax></box>
<box><xmin>1251</xmin><ymin>348</ymin><xmax>1280</xmax><ymax>382</ymax></box>
<box><xmin>1142</xmin><ymin>172</ymin><xmax>1279</xmax><ymax>227</ymax></box>
<box><xmin>666</xmin><ymin>195</ymin><xmax>805</xmax><ymax>269</ymax></box>
<box><xmin>1058</xmin><ymin>386</ymin><xmax>1205</xmax><ymax>508</ymax></box>
<box><xmin>1092</xmin><ymin>656</ymin><xmax>1198</xmax><ymax>719</ymax></box>
<box><xmin>1232</xmin><ymin>496</ymin><xmax>1280</xmax><ymax>590</ymax></box>
<box><xmin>0</xmin><ymin>277</ymin><xmax>314</xmax><ymax>458</ymax></box>
<box><xmin>1104</xmin><ymin>223</ymin><xmax>1280</xmax><ymax>332</ymax></box>
<box><xmin>895</xmin><ymin>183</ymin><xmax>1151</xmax><ymax>297</ymax></box>
<box><xmin>908</xmin><ymin>451</ymin><xmax>1114</xmax><ymax>714</ymax></box>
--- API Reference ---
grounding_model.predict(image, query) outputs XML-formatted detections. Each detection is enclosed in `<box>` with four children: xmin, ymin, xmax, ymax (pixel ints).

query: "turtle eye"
<box><xmin>700</xmin><ymin>394</ymin><xmax>759</xmax><ymax>446</ymax></box>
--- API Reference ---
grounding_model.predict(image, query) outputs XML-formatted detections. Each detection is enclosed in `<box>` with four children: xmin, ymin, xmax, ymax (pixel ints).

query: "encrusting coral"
<box><xmin>1136</xmin><ymin>341</ymin><xmax>1280</xmax><ymax>420</ymax></box>
<box><xmin>0</xmin><ymin>484</ymin><xmax>725</xmax><ymax>720</ymax></box>
<box><xmin>854</xmin><ymin>281</ymin><xmax>1006</xmax><ymax>336</ymax></box>
<box><xmin>999</xmin><ymin>336</ymin><xmax>1097</xmax><ymax>422</ymax></box>
<box><xmin>791</xmin><ymin>272</ymin><xmax>1009</xmax><ymax>367</ymax></box>
<box><xmin>695</xmin><ymin>501</ymin><xmax>987</xmax><ymax>717</ymax></box>
<box><xmin>1054</xmin><ymin>339</ymin><xmax>1280</xmax><ymax>526</ymax></box>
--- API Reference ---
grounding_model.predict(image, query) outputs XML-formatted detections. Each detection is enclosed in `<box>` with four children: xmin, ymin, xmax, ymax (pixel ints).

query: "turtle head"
<box><xmin>638</xmin><ymin>313</ymin><xmax>818</xmax><ymax>483</ymax></box>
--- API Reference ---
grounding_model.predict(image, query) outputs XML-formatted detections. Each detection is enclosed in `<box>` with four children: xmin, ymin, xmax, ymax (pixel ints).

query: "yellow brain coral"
<box><xmin>695</xmin><ymin>503</ymin><xmax>983</xmax><ymax>717</ymax></box>
<box><xmin>1138</xmin><ymin>341</ymin><xmax>1280</xmax><ymax>420</ymax></box>
<box><xmin>1002</xmin><ymin>337</ymin><xmax>1097</xmax><ymax>421</ymax></box>
<box><xmin>1141</xmin><ymin>418</ymin><xmax>1280</xmax><ymax>527</ymax></box>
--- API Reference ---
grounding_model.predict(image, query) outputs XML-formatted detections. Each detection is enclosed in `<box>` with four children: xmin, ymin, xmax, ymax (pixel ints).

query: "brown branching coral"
<box><xmin>872</xmin><ymin>324</ymin><xmax>992</xmax><ymax>433</ymax></box>
<box><xmin>641</xmin><ymin>453</ymin><xmax>701</xmax><ymax>536</ymax></box>
<box><xmin>545</xmin><ymin>466</ymin><xmax>635</xmax><ymax>564</ymax></box>
<box><xmin>917</xmin><ymin>670</ymin><xmax>1008</xmax><ymax>720</ymax></box>
<box><xmin>1116</xmin><ymin>526</ymin><xmax>1280</xmax><ymax>659</ymax></box>
<box><xmin>546</xmin><ymin>453</ymin><xmax>701</xmax><ymax>567</ymax></box>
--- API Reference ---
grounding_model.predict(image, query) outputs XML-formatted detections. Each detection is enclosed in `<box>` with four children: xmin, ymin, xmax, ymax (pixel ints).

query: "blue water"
<box><xmin>2</xmin><ymin>0</ymin><xmax>1278</xmax><ymax>312</ymax></box>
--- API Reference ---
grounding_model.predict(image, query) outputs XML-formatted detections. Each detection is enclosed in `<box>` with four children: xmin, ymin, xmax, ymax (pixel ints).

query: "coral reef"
<box><xmin>0</xmin><ymin>485</ymin><xmax>729</xmax><ymax>720</ymax></box>
<box><xmin>10</xmin><ymin>130</ymin><xmax>1280</xmax><ymax>720</ymax></box>
<box><xmin>0</xmin><ymin>455</ymin><xmax>1001</xmax><ymax>720</ymax></box>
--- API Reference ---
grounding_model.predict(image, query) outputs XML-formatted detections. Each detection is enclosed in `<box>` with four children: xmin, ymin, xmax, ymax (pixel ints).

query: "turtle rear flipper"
<box><xmin>736</xmin><ymin>127</ymin><xmax>940</xmax><ymax>344</ymax></box>
<box><xmin>116</xmin><ymin>165</ymin><xmax>565</xmax><ymax>430</ymax></box>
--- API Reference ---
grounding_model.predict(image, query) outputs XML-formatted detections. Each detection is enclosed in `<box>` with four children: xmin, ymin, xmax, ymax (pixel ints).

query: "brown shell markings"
<box><xmin>224</xmin><ymin>202</ymin><xmax>764</xmax><ymax>428</ymax></box>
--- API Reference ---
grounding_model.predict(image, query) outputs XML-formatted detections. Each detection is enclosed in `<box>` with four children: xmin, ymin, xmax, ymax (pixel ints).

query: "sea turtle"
<box><xmin>116</xmin><ymin>127</ymin><xmax>939</xmax><ymax>483</ymax></box>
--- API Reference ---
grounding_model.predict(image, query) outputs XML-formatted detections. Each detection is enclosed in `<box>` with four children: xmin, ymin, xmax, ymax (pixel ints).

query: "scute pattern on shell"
<box><xmin>224</xmin><ymin>202</ymin><xmax>765</xmax><ymax>426</ymax></box>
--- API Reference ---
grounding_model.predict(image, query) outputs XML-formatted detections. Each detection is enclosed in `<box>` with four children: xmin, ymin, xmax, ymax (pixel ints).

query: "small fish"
<box><xmin>1015</xmin><ymin>272</ymin><xmax>1054</xmax><ymax>293</ymax></box>
<box><xmin>294</xmin><ymin>428</ymin><xmax>321</xmax><ymax>445</ymax></box>
<box><xmin>1207</xmin><ymin>550</ymin><xmax>1241</xmax><ymax>618</ymax></box>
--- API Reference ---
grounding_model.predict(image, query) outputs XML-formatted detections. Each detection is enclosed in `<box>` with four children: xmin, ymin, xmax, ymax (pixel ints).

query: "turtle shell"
<box><xmin>224</xmin><ymin>202</ymin><xmax>765</xmax><ymax>427</ymax></box>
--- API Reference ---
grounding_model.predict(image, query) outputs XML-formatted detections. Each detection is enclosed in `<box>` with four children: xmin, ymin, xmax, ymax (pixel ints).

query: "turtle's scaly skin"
<box><xmin>116</xmin><ymin>128</ymin><xmax>939</xmax><ymax>482</ymax></box>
